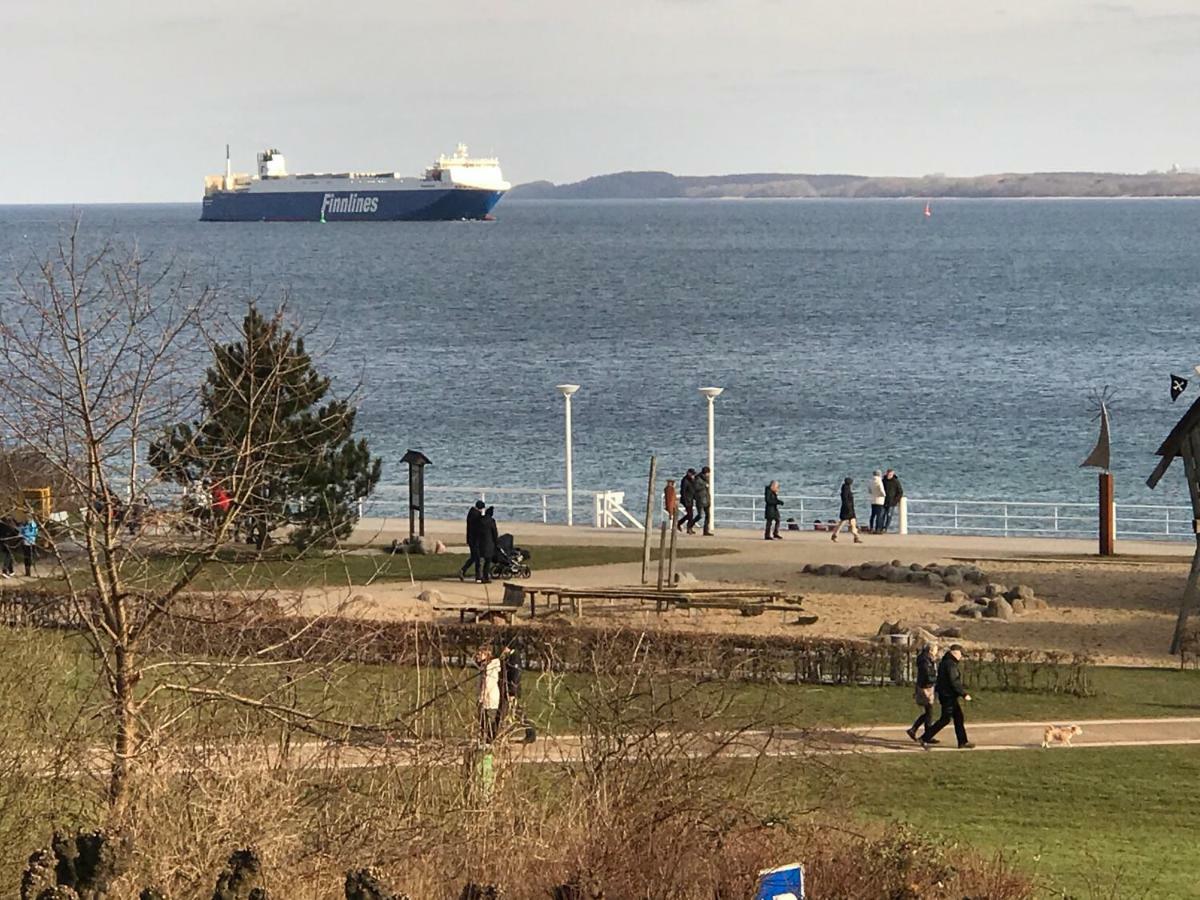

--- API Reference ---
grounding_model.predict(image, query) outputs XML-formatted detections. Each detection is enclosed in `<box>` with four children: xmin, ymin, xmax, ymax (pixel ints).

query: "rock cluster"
<box><xmin>947</xmin><ymin>584</ymin><xmax>1049</xmax><ymax>621</ymax></box>
<box><xmin>802</xmin><ymin>560</ymin><xmax>987</xmax><ymax>590</ymax></box>
<box><xmin>875</xmin><ymin>620</ymin><xmax>961</xmax><ymax>645</ymax></box>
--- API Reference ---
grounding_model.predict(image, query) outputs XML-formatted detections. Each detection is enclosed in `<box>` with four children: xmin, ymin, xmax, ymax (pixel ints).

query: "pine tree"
<box><xmin>151</xmin><ymin>305</ymin><xmax>381</xmax><ymax>549</ymax></box>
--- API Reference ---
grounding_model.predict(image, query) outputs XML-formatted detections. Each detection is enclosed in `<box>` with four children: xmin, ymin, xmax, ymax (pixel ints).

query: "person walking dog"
<box><xmin>921</xmin><ymin>644</ymin><xmax>974</xmax><ymax>749</ymax></box>
<box><xmin>830</xmin><ymin>477</ymin><xmax>862</xmax><ymax>543</ymax></box>
<box><xmin>763</xmin><ymin>480</ymin><xmax>783</xmax><ymax>540</ymax></box>
<box><xmin>906</xmin><ymin>642</ymin><xmax>937</xmax><ymax>743</ymax></box>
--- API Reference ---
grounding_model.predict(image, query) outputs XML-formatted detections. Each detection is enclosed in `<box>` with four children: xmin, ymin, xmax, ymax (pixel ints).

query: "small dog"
<box><xmin>1041</xmin><ymin>724</ymin><xmax>1082</xmax><ymax>748</ymax></box>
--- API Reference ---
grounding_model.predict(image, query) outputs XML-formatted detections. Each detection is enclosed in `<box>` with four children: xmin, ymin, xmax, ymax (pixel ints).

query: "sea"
<box><xmin>2</xmin><ymin>198</ymin><xmax>1199</xmax><ymax>525</ymax></box>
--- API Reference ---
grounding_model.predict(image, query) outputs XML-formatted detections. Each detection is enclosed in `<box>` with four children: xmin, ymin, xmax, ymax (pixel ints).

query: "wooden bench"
<box><xmin>432</xmin><ymin>605</ymin><xmax>517</xmax><ymax>625</ymax></box>
<box><xmin>503</xmin><ymin>583</ymin><xmax>805</xmax><ymax>619</ymax></box>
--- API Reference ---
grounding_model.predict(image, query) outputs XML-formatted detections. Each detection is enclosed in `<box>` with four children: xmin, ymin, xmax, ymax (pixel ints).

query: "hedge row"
<box><xmin>0</xmin><ymin>586</ymin><xmax>1095</xmax><ymax>696</ymax></box>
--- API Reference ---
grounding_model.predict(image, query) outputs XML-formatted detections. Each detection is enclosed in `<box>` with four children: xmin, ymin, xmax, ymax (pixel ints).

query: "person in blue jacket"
<box><xmin>19</xmin><ymin>518</ymin><xmax>38</xmax><ymax>578</ymax></box>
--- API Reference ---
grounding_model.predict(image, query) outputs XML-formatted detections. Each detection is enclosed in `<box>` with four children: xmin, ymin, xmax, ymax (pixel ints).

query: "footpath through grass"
<box><xmin>795</xmin><ymin>745</ymin><xmax>1200</xmax><ymax>897</ymax></box>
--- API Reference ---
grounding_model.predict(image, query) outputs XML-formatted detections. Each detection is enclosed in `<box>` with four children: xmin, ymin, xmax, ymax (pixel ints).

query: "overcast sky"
<box><xmin>3</xmin><ymin>0</ymin><xmax>1199</xmax><ymax>202</ymax></box>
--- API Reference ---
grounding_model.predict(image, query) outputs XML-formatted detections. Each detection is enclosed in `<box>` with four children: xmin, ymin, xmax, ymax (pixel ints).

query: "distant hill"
<box><xmin>508</xmin><ymin>170</ymin><xmax>1200</xmax><ymax>200</ymax></box>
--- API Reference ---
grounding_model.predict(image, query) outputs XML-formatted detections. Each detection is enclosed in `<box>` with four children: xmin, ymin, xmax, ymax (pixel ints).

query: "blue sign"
<box><xmin>754</xmin><ymin>862</ymin><xmax>804</xmax><ymax>900</ymax></box>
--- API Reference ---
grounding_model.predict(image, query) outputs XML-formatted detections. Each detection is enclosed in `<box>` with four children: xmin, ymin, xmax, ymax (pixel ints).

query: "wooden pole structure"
<box><xmin>1170</xmin><ymin>433</ymin><xmax>1200</xmax><ymax>654</ymax></box>
<box><xmin>667</xmin><ymin>505</ymin><xmax>679</xmax><ymax>586</ymax></box>
<box><xmin>656</xmin><ymin>521</ymin><xmax>669</xmax><ymax>591</ymax></box>
<box><xmin>641</xmin><ymin>456</ymin><xmax>657</xmax><ymax>584</ymax></box>
<box><xmin>1098</xmin><ymin>472</ymin><xmax>1115</xmax><ymax>557</ymax></box>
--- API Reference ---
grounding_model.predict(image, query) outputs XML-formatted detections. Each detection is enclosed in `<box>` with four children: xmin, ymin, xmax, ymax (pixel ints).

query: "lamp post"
<box><xmin>699</xmin><ymin>387</ymin><xmax>723</xmax><ymax>533</ymax></box>
<box><xmin>556</xmin><ymin>384</ymin><xmax>580</xmax><ymax>526</ymax></box>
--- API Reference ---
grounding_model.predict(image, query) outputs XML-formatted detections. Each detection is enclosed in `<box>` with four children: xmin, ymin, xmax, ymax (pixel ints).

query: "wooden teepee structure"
<box><xmin>1146</xmin><ymin>395</ymin><xmax>1200</xmax><ymax>653</ymax></box>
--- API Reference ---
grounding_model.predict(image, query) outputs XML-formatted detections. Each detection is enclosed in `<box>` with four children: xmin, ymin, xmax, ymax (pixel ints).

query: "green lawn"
<box><xmin>795</xmin><ymin>745</ymin><xmax>1200</xmax><ymax>897</ymax></box>
<box><xmin>42</xmin><ymin>544</ymin><xmax>732</xmax><ymax>592</ymax></box>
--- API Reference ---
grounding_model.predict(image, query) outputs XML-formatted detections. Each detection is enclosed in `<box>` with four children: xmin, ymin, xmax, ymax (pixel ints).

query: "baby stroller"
<box><xmin>489</xmin><ymin>533</ymin><xmax>532</xmax><ymax>580</ymax></box>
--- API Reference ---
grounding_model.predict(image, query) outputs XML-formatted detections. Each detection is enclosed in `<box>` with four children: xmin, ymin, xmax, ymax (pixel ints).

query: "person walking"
<box><xmin>459</xmin><ymin>500</ymin><xmax>486</xmax><ymax>582</ymax></box>
<box><xmin>830</xmin><ymin>477</ymin><xmax>862</xmax><ymax>543</ymax></box>
<box><xmin>906</xmin><ymin>642</ymin><xmax>938</xmax><ymax>742</ymax></box>
<box><xmin>478</xmin><ymin>506</ymin><xmax>500</xmax><ymax>583</ymax></box>
<box><xmin>677</xmin><ymin>469</ymin><xmax>697</xmax><ymax>533</ymax></box>
<box><xmin>19</xmin><ymin>518</ymin><xmax>39</xmax><ymax>577</ymax></box>
<box><xmin>763</xmin><ymin>480</ymin><xmax>783</xmax><ymax>540</ymax></box>
<box><xmin>868</xmin><ymin>470</ymin><xmax>886</xmax><ymax>534</ymax></box>
<box><xmin>921</xmin><ymin>644</ymin><xmax>974</xmax><ymax>749</ymax></box>
<box><xmin>694</xmin><ymin>466</ymin><xmax>713</xmax><ymax>535</ymax></box>
<box><xmin>882</xmin><ymin>468</ymin><xmax>904</xmax><ymax>533</ymax></box>
<box><xmin>0</xmin><ymin>517</ymin><xmax>17</xmax><ymax>578</ymax></box>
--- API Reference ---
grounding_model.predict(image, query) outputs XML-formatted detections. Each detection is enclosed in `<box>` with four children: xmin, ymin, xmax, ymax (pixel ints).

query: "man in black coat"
<box><xmin>478</xmin><ymin>506</ymin><xmax>500</xmax><ymax>584</ymax></box>
<box><xmin>921</xmin><ymin>644</ymin><xmax>974</xmax><ymax>749</ymax></box>
<box><xmin>694</xmin><ymin>467</ymin><xmax>713</xmax><ymax>536</ymax></box>
<box><xmin>459</xmin><ymin>500</ymin><xmax>486</xmax><ymax>582</ymax></box>
<box><xmin>763</xmin><ymin>480</ymin><xmax>783</xmax><ymax>540</ymax></box>
<box><xmin>0</xmin><ymin>517</ymin><xmax>17</xmax><ymax>578</ymax></box>
<box><xmin>882</xmin><ymin>468</ymin><xmax>904</xmax><ymax>533</ymax></box>
<box><xmin>677</xmin><ymin>469</ymin><xmax>697</xmax><ymax>534</ymax></box>
<box><xmin>906</xmin><ymin>642</ymin><xmax>937</xmax><ymax>742</ymax></box>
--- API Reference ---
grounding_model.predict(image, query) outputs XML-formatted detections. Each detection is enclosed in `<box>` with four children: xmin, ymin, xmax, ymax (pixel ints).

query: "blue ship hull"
<box><xmin>201</xmin><ymin>186</ymin><xmax>504</xmax><ymax>222</ymax></box>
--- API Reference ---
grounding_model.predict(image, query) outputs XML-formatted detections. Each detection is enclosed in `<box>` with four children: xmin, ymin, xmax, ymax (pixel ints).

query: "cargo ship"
<box><xmin>201</xmin><ymin>144</ymin><xmax>509</xmax><ymax>222</ymax></box>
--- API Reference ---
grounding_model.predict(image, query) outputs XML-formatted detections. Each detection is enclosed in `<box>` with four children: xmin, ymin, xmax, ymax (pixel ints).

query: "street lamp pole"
<box><xmin>699</xmin><ymin>387</ymin><xmax>723</xmax><ymax>533</ymax></box>
<box><xmin>556</xmin><ymin>384</ymin><xmax>580</xmax><ymax>526</ymax></box>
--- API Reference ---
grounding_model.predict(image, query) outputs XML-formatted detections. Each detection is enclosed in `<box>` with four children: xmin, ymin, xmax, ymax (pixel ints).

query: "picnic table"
<box><xmin>501</xmin><ymin>582</ymin><xmax>810</xmax><ymax>621</ymax></box>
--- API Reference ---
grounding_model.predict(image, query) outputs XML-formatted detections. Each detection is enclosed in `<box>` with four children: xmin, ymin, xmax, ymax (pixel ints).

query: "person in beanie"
<box><xmin>906</xmin><ymin>642</ymin><xmax>937</xmax><ymax>742</ymax></box>
<box><xmin>869</xmin><ymin>469</ymin><xmax>886</xmax><ymax>534</ymax></box>
<box><xmin>459</xmin><ymin>500</ymin><xmax>486</xmax><ymax>582</ymax></box>
<box><xmin>694</xmin><ymin>466</ymin><xmax>713</xmax><ymax>536</ymax></box>
<box><xmin>763</xmin><ymin>480</ymin><xmax>783</xmax><ymax>540</ymax></box>
<box><xmin>830</xmin><ymin>477</ymin><xmax>862</xmax><ymax>543</ymax></box>
<box><xmin>882</xmin><ymin>468</ymin><xmax>904</xmax><ymax>533</ymax></box>
<box><xmin>921</xmin><ymin>644</ymin><xmax>974</xmax><ymax>749</ymax></box>
<box><xmin>677</xmin><ymin>469</ymin><xmax>697</xmax><ymax>534</ymax></box>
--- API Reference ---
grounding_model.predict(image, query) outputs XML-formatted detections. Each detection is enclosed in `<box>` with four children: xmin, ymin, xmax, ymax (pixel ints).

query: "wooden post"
<box><xmin>1098</xmin><ymin>472</ymin><xmax>1115</xmax><ymax>557</ymax></box>
<box><xmin>656</xmin><ymin>521</ymin><xmax>668</xmax><ymax>592</ymax></box>
<box><xmin>667</xmin><ymin>508</ymin><xmax>679</xmax><ymax>586</ymax></box>
<box><xmin>641</xmin><ymin>456</ymin><xmax>657</xmax><ymax>584</ymax></box>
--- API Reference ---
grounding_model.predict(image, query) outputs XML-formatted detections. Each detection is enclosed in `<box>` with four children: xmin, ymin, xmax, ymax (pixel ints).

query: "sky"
<box><xmin>3</xmin><ymin>0</ymin><xmax>1200</xmax><ymax>202</ymax></box>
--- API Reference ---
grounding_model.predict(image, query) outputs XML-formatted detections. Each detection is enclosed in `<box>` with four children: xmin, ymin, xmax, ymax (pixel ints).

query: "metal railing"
<box><xmin>361</xmin><ymin>484</ymin><xmax>1195</xmax><ymax>541</ymax></box>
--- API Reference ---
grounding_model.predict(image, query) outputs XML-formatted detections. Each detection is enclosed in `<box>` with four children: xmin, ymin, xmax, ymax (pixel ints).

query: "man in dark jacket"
<box><xmin>478</xmin><ymin>506</ymin><xmax>500</xmax><ymax>583</ymax></box>
<box><xmin>763</xmin><ymin>480</ymin><xmax>783</xmax><ymax>540</ymax></box>
<box><xmin>459</xmin><ymin>500</ymin><xmax>486</xmax><ymax>582</ymax></box>
<box><xmin>921</xmin><ymin>644</ymin><xmax>974</xmax><ymax>749</ymax></box>
<box><xmin>882</xmin><ymin>469</ymin><xmax>904</xmax><ymax>533</ymax></box>
<box><xmin>0</xmin><ymin>517</ymin><xmax>17</xmax><ymax>578</ymax></box>
<box><xmin>906</xmin><ymin>642</ymin><xmax>937</xmax><ymax>742</ymax></box>
<box><xmin>677</xmin><ymin>469</ymin><xmax>697</xmax><ymax>533</ymax></box>
<box><xmin>830</xmin><ymin>477</ymin><xmax>862</xmax><ymax>543</ymax></box>
<box><xmin>694</xmin><ymin>467</ymin><xmax>713</xmax><ymax>536</ymax></box>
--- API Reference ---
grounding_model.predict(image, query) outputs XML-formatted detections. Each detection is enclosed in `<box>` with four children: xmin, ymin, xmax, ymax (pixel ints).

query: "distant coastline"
<box><xmin>509</xmin><ymin>170</ymin><xmax>1200</xmax><ymax>200</ymax></box>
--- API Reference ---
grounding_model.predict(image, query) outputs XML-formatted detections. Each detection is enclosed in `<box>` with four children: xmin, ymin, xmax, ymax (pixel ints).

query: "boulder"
<box><xmin>417</xmin><ymin>589</ymin><xmax>442</xmax><ymax>604</ymax></box>
<box><xmin>984</xmin><ymin>583</ymin><xmax>1008</xmax><ymax>599</ymax></box>
<box><xmin>942</xmin><ymin>570</ymin><xmax>964</xmax><ymax>587</ymax></box>
<box><xmin>674</xmin><ymin>571</ymin><xmax>699</xmax><ymax>585</ymax></box>
<box><xmin>945</xmin><ymin>589</ymin><xmax>969</xmax><ymax>605</ymax></box>
<box><xmin>890</xmin><ymin>559</ymin><xmax>904</xmax><ymax>568</ymax></box>
<box><xmin>909</xmin><ymin>563</ymin><xmax>925</xmax><ymax>572</ymax></box>
<box><xmin>801</xmin><ymin>563</ymin><xmax>815</xmax><ymax>574</ymax></box>
<box><xmin>1005</xmin><ymin>584</ymin><xmax>1037</xmax><ymax>602</ymax></box>
<box><xmin>858</xmin><ymin>566</ymin><xmax>881</xmax><ymax>582</ymax></box>
<box><xmin>866</xmin><ymin>561</ymin><xmax>889</xmax><ymax>569</ymax></box>
<box><xmin>886</xmin><ymin>566</ymin><xmax>910</xmax><ymax>584</ymax></box>
<box><xmin>908</xmin><ymin>626</ymin><xmax>939</xmax><ymax>646</ymax></box>
<box><xmin>955</xmin><ymin>603</ymin><xmax>978</xmax><ymax>617</ymax></box>
<box><xmin>842</xmin><ymin>566</ymin><xmax>862</xmax><ymax>579</ymax></box>
<box><xmin>816</xmin><ymin>564</ymin><xmax>845</xmax><ymax>577</ymax></box>
<box><xmin>1010</xmin><ymin>598</ymin><xmax>1027</xmax><ymax>614</ymax></box>
<box><xmin>938</xmin><ymin>626</ymin><xmax>963</xmax><ymax>638</ymax></box>
<box><xmin>984</xmin><ymin>597</ymin><xmax>1014</xmax><ymax>621</ymax></box>
<box><xmin>1027</xmin><ymin>597</ymin><xmax>1050</xmax><ymax>610</ymax></box>
<box><xmin>963</xmin><ymin>569</ymin><xmax>987</xmax><ymax>585</ymax></box>
<box><xmin>972</xmin><ymin>609</ymin><xmax>984</xmax><ymax>620</ymax></box>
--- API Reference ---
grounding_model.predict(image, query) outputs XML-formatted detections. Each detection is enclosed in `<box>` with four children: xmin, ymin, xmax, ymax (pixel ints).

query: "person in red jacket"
<box><xmin>210</xmin><ymin>482</ymin><xmax>232</xmax><ymax>523</ymax></box>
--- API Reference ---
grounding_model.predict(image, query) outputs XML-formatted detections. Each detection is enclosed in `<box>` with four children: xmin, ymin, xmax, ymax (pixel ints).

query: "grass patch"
<box><xmin>44</xmin><ymin>544</ymin><xmax>732</xmax><ymax>592</ymax></box>
<box><xmin>797</xmin><ymin>745</ymin><xmax>1200</xmax><ymax>896</ymax></box>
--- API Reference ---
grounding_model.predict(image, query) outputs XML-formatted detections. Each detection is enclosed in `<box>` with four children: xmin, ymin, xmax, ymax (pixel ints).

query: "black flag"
<box><xmin>1171</xmin><ymin>374</ymin><xmax>1189</xmax><ymax>402</ymax></box>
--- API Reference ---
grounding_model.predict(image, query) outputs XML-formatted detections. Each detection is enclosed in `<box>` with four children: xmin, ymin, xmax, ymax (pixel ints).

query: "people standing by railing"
<box><xmin>869</xmin><ymin>470</ymin><xmax>886</xmax><ymax>534</ymax></box>
<box><xmin>764</xmin><ymin>480</ymin><xmax>783</xmax><ymax>540</ymax></box>
<box><xmin>883</xmin><ymin>468</ymin><xmax>904</xmax><ymax>533</ymax></box>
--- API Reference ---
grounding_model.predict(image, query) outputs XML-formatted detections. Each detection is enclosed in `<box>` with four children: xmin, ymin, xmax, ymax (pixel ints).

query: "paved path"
<box><xmin>143</xmin><ymin>716</ymin><xmax>1200</xmax><ymax>779</ymax></box>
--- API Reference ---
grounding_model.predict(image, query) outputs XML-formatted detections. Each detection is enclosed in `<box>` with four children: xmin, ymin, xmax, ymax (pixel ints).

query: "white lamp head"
<box><xmin>556</xmin><ymin>384</ymin><xmax>580</xmax><ymax>397</ymax></box>
<box><xmin>699</xmin><ymin>386</ymin><xmax>724</xmax><ymax>399</ymax></box>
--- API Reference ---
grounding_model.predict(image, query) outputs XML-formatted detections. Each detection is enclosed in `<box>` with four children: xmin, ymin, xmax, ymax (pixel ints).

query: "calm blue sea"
<box><xmin>2</xmin><ymin>198</ymin><xmax>1198</xmax><ymax>517</ymax></box>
